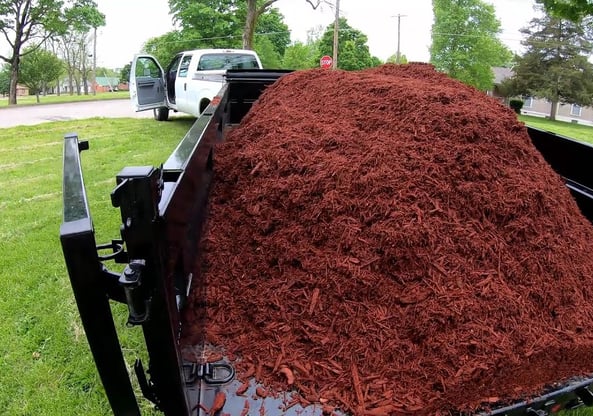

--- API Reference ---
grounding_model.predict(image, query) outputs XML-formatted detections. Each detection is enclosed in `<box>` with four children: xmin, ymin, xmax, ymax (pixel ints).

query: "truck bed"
<box><xmin>60</xmin><ymin>69</ymin><xmax>593</xmax><ymax>416</ymax></box>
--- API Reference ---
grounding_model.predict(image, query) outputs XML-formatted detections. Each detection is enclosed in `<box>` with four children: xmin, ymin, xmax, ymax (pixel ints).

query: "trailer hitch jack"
<box><xmin>120</xmin><ymin>259</ymin><xmax>150</xmax><ymax>325</ymax></box>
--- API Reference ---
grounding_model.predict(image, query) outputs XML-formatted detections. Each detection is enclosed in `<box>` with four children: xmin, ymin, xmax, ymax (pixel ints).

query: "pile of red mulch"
<box><xmin>181</xmin><ymin>64</ymin><xmax>593</xmax><ymax>415</ymax></box>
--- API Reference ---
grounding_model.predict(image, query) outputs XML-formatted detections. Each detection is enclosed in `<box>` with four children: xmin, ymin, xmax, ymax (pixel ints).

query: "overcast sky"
<box><xmin>2</xmin><ymin>0</ymin><xmax>538</xmax><ymax>69</ymax></box>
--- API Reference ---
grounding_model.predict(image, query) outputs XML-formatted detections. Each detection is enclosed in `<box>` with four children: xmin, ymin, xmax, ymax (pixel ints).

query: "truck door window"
<box><xmin>197</xmin><ymin>54</ymin><xmax>260</xmax><ymax>70</ymax></box>
<box><xmin>136</xmin><ymin>57</ymin><xmax>161</xmax><ymax>78</ymax></box>
<box><xmin>178</xmin><ymin>55</ymin><xmax>192</xmax><ymax>78</ymax></box>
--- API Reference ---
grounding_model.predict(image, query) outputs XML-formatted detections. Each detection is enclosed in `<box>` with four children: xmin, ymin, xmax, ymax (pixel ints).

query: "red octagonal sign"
<box><xmin>320</xmin><ymin>55</ymin><xmax>333</xmax><ymax>69</ymax></box>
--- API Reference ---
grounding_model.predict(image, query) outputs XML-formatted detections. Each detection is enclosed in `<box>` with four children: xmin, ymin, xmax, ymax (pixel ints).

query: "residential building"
<box><xmin>491</xmin><ymin>66</ymin><xmax>593</xmax><ymax>126</ymax></box>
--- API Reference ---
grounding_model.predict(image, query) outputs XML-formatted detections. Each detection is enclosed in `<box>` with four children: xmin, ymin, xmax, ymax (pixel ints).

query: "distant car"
<box><xmin>129</xmin><ymin>48</ymin><xmax>263</xmax><ymax>121</ymax></box>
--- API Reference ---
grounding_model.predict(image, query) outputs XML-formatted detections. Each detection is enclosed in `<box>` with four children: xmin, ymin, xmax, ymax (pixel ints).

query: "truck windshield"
<box><xmin>197</xmin><ymin>53</ymin><xmax>260</xmax><ymax>70</ymax></box>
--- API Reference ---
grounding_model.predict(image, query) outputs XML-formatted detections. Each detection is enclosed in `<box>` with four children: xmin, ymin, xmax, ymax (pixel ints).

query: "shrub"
<box><xmin>509</xmin><ymin>99</ymin><xmax>524</xmax><ymax>114</ymax></box>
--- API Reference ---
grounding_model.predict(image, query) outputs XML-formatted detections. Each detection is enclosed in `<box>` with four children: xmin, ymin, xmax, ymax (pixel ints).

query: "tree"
<box><xmin>510</xmin><ymin>12</ymin><xmax>593</xmax><ymax>120</ymax></box>
<box><xmin>168</xmin><ymin>0</ymin><xmax>325</xmax><ymax>51</ymax></box>
<box><xmin>18</xmin><ymin>46</ymin><xmax>63</xmax><ymax>102</ymax></box>
<box><xmin>254</xmin><ymin>36</ymin><xmax>282</xmax><ymax>68</ymax></box>
<box><xmin>120</xmin><ymin>63</ymin><xmax>131</xmax><ymax>84</ymax></box>
<box><xmin>0</xmin><ymin>64</ymin><xmax>9</xmax><ymax>95</ymax></box>
<box><xmin>142</xmin><ymin>31</ymin><xmax>195</xmax><ymax>67</ymax></box>
<box><xmin>317</xmin><ymin>18</ymin><xmax>376</xmax><ymax>70</ymax></box>
<box><xmin>168</xmin><ymin>0</ymin><xmax>243</xmax><ymax>49</ymax></box>
<box><xmin>538</xmin><ymin>0</ymin><xmax>593</xmax><ymax>20</ymax></box>
<box><xmin>430</xmin><ymin>0</ymin><xmax>513</xmax><ymax>90</ymax></box>
<box><xmin>282</xmin><ymin>41</ymin><xmax>319</xmax><ymax>69</ymax></box>
<box><xmin>242</xmin><ymin>0</ymin><xmax>323</xmax><ymax>50</ymax></box>
<box><xmin>0</xmin><ymin>0</ymin><xmax>103</xmax><ymax>104</ymax></box>
<box><xmin>386</xmin><ymin>54</ymin><xmax>408</xmax><ymax>64</ymax></box>
<box><xmin>249</xmin><ymin>8</ymin><xmax>290</xmax><ymax>58</ymax></box>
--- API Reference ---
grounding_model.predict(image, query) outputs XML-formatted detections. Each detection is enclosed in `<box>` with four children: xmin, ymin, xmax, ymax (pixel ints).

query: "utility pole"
<box><xmin>332</xmin><ymin>0</ymin><xmax>340</xmax><ymax>69</ymax></box>
<box><xmin>393</xmin><ymin>14</ymin><xmax>407</xmax><ymax>64</ymax></box>
<box><xmin>92</xmin><ymin>27</ymin><xmax>97</xmax><ymax>96</ymax></box>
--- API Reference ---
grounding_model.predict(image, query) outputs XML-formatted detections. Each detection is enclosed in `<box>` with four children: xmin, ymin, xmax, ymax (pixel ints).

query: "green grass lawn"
<box><xmin>0</xmin><ymin>116</ymin><xmax>194</xmax><ymax>415</ymax></box>
<box><xmin>0</xmin><ymin>90</ymin><xmax>129</xmax><ymax>107</ymax></box>
<box><xmin>519</xmin><ymin>114</ymin><xmax>593</xmax><ymax>145</ymax></box>
<box><xmin>1</xmin><ymin>112</ymin><xmax>593</xmax><ymax>415</ymax></box>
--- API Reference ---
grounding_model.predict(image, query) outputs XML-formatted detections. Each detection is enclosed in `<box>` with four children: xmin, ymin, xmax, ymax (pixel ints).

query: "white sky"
<box><xmin>1</xmin><ymin>0</ymin><xmax>538</xmax><ymax>69</ymax></box>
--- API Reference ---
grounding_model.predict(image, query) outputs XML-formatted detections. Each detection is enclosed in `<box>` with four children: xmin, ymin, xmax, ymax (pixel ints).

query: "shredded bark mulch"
<box><xmin>181</xmin><ymin>64</ymin><xmax>593</xmax><ymax>415</ymax></box>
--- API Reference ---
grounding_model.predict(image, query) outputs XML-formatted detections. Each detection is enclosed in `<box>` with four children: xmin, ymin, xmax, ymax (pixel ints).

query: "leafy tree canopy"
<box><xmin>167</xmin><ymin>1</ymin><xmax>290</xmax><ymax>54</ymax></box>
<box><xmin>537</xmin><ymin>0</ymin><xmax>593</xmax><ymax>20</ymax></box>
<box><xmin>282</xmin><ymin>41</ymin><xmax>319</xmax><ymax>69</ymax></box>
<box><xmin>510</xmin><ymin>12</ymin><xmax>593</xmax><ymax>119</ymax></box>
<box><xmin>18</xmin><ymin>46</ymin><xmax>63</xmax><ymax>102</ymax></box>
<box><xmin>0</xmin><ymin>0</ymin><xmax>104</xmax><ymax>104</ymax></box>
<box><xmin>254</xmin><ymin>36</ymin><xmax>282</xmax><ymax>68</ymax></box>
<box><xmin>430</xmin><ymin>0</ymin><xmax>512</xmax><ymax>90</ymax></box>
<box><xmin>143</xmin><ymin>30</ymin><xmax>196</xmax><ymax>67</ymax></box>
<box><xmin>119</xmin><ymin>63</ymin><xmax>131</xmax><ymax>83</ymax></box>
<box><xmin>318</xmin><ymin>18</ymin><xmax>377</xmax><ymax>70</ymax></box>
<box><xmin>386</xmin><ymin>54</ymin><xmax>408</xmax><ymax>64</ymax></box>
<box><xmin>0</xmin><ymin>64</ymin><xmax>9</xmax><ymax>95</ymax></box>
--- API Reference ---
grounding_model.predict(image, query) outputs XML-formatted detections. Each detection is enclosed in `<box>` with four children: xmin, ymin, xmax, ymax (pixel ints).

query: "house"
<box><xmin>93</xmin><ymin>76</ymin><xmax>129</xmax><ymax>92</ymax></box>
<box><xmin>491</xmin><ymin>66</ymin><xmax>593</xmax><ymax>127</ymax></box>
<box><xmin>16</xmin><ymin>84</ymin><xmax>29</xmax><ymax>96</ymax></box>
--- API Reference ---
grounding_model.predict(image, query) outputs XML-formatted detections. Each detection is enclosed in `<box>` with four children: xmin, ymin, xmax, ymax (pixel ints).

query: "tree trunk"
<box><xmin>549</xmin><ymin>99</ymin><xmax>558</xmax><ymax>121</ymax></box>
<box><xmin>9</xmin><ymin>62</ymin><xmax>19</xmax><ymax>105</ymax></box>
<box><xmin>8</xmin><ymin>50</ymin><xmax>23</xmax><ymax>105</ymax></box>
<box><xmin>82</xmin><ymin>60</ymin><xmax>88</xmax><ymax>95</ymax></box>
<box><xmin>35</xmin><ymin>91</ymin><xmax>40</xmax><ymax>103</ymax></box>
<box><xmin>243</xmin><ymin>0</ymin><xmax>278</xmax><ymax>49</ymax></box>
<box><xmin>243</xmin><ymin>0</ymin><xmax>258</xmax><ymax>49</ymax></box>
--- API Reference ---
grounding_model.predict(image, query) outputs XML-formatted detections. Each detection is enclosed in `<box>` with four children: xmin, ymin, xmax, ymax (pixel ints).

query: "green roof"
<box><xmin>95</xmin><ymin>76</ymin><xmax>119</xmax><ymax>86</ymax></box>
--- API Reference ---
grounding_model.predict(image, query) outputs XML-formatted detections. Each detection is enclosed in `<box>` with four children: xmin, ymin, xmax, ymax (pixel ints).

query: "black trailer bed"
<box><xmin>60</xmin><ymin>70</ymin><xmax>593</xmax><ymax>416</ymax></box>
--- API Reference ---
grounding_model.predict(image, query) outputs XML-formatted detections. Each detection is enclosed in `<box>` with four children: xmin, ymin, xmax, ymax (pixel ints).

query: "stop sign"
<box><xmin>320</xmin><ymin>55</ymin><xmax>333</xmax><ymax>69</ymax></box>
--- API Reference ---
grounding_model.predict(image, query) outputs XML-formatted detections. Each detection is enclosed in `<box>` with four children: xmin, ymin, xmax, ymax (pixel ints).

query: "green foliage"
<box><xmin>318</xmin><ymin>18</ymin><xmax>375</xmax><ymax>70</ymax></box>
<box><xmin>0</xmin><ymin>0</ymin><xmax>104</xmax><ymax>104</ymax></box>
<box><xmin>430</xmin><ymin>0</ymin><xmax>513</xmax><ymax>90</ymax></box>
<box><xmin>142</xmin><ymin>31</ymin><xmax>196</xmax><ymax>68</ymax></box>
<box><xmin>511</xmin><ymin>12</ymin><xmax>593</xmax><ymax>114</ymax></box>
<box><xmin>18</xmin><ymin>47</ymin><xmax>63</xmax><ymax>101</ymax></box>
<box><xmin>386</xmin><ymin>54</ymin><xmax>408</xmax><ymax>64</ymax></box>
<box><xmin>509</xmin><ymin>99</ymin><xmax>524</xmax><ymax>114</ymax></box>
<box><xmin>282</xmin><ymin>41</ymin><xmax>319</xmax><ymax>69</ymax></box>
<box><xmin>252</xmin><ymin>8</ymin><xmax>290</xmax><ymax>58</ymax></box>
<box><xmin>95</xmin><ymin>67</ymin><xmax>117</xmax><ymax>78</ymax></box>
<box><xmin>254</xmin><ymin>36</ymin><xmax>282</xmax><ymax>69</ymax></box>
<box><xmin>537</xmin><ymin>0</ymin><xmax>593</xmax><ymax>20</ymax></box>
<box><xmin>166</xmin><ymin>1</ymin><xmax>290</xmax><ymax>55</ymax></box>
<box><xmin>0</xmin><ymin>64</ymin><xmax>9</xmax><ymax>95</ymax></box>
<box><xmin>168</xmin><ymin>0</ymin><xmax>243</xmax><ymax>48</ymax></box>
<box><xmin>65</xmin><ymin>0</ymin><xmax>105</xmax><ymax>32</ymax></box>
<box><xmin>120</xmin><ymin>63</ymin><xmax>131</xmax><ymax>83</ymax></box>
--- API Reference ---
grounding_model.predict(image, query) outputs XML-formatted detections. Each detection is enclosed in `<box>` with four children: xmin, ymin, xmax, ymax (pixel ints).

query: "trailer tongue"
<box><xmin>61</xmin><ymin>69</ymin><xmax>593</xmax><ymax>416</ymax></box>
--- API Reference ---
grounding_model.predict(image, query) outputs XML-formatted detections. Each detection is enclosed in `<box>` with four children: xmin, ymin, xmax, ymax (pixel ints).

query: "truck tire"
<box><xmin>153</xmin><ymin>107</ymin><xmax>169</xmax><ymax>121</ymax></box>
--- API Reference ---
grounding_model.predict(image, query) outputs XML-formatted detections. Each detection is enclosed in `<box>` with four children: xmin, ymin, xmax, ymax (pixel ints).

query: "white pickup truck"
<box><xmin>130</xmin><ymin>48</ymin><xmax>263</xmax><ymax>121</ymax></box>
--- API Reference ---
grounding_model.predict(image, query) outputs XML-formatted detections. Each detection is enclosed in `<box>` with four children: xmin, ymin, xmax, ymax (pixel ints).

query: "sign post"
<box><xmin>320</xmin><ymin>55</ymin><xmax>333</xmax><ymax>69</ymax></box>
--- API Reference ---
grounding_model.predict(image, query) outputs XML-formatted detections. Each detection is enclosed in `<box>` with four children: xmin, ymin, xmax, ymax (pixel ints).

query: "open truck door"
<box><xmin>130</xmin><ymin>55</ymin><xmax>167</xmax><ymax>113</ymax></box>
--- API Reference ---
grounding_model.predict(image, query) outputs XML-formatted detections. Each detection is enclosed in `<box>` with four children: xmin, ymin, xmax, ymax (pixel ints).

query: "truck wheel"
<box><xmin>153</xmin><ymin>107</ymin><xmax>169</xmax><ymax>121</ymax></box>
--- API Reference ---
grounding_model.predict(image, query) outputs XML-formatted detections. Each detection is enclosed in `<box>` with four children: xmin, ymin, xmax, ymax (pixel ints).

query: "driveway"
<box><xmin>0</xmin><ymin>99</ymin><xmax>165</xmax><ymax>128</ymax></box>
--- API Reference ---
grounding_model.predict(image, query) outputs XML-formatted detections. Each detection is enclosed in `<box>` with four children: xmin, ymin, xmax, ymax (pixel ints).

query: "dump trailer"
<box><xmin>60</xmin><ymin>69</ymin><xmax>593</xmax><ymax>416</ymax></box>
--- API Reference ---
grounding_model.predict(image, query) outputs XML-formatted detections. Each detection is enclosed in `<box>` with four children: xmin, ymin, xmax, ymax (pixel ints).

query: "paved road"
<box><xmin>0</xmin><ymin>99</ymin><xmax>158</xmax><ymax>128</ymax></box>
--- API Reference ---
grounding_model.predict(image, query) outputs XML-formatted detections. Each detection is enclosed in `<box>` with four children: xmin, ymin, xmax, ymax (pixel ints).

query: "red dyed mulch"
<box><xmin>181</xmin><ymin>64</ymin><xmax>593</xmax><ymax>415</ymax></box>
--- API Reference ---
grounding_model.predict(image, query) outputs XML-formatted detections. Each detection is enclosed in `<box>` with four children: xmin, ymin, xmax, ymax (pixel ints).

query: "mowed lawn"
<box><xmin>0</xmin><ymin>116</ymin><xmax>193</xmax><ymax>415</ymax></box>
<box><xmin>0</xmin><ymin>91</ymin><xmax>130</xmax><ymax>107</ymax></box>
<box><xmin>1</xmin><ymin>111</ymin><xmax>593</xmax><ymax>416</ymax></box>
